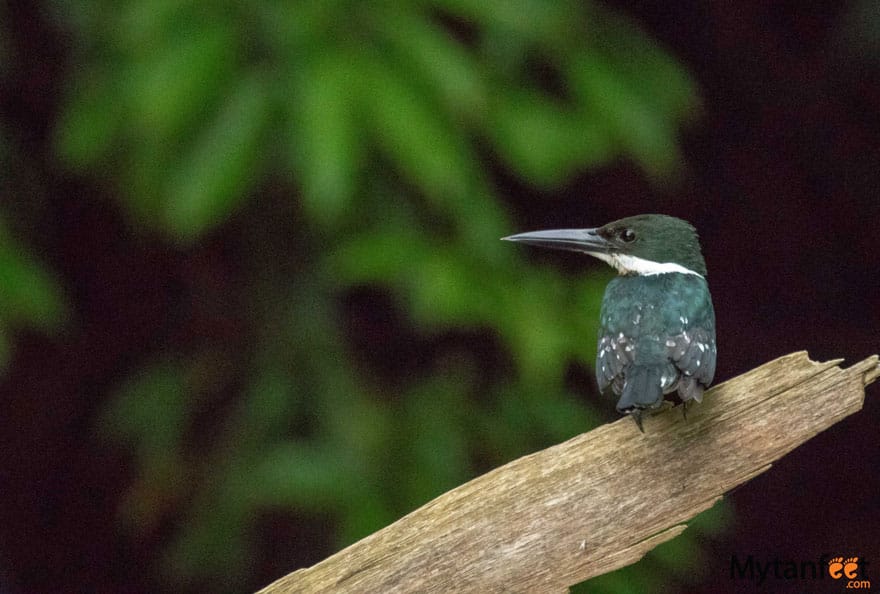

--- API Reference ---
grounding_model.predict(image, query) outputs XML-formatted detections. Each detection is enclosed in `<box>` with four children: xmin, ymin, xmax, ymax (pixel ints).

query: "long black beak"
<box><xmin>501</xmin><ymin>228</ymin><xmax>611</xmax><ymax>255</ymax></box>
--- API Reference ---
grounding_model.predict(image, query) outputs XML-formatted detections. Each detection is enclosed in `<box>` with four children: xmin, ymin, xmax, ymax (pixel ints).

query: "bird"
<box><xmin>503</xmin><ymin>214</ymin><xmax>716</xmax><ymax>431</ymax></box>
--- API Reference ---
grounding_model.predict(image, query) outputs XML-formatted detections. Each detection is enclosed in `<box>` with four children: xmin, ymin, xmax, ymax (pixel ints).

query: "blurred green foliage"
<box><xmin>39</xmin><ymin>0</ymin><xmax>723</xmax><ymax>591</ymax></box>
<box><xmin>0</xmin><ymin>129</ymin><xmax>68</xmax><ymax>372</ymax></box>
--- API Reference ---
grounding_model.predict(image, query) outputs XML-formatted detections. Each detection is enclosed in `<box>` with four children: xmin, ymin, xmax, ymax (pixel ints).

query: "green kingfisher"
<box><xmin>503</xmin><ymin>214</ymin><xmax>716</xmax><ymax>431</ymax></box>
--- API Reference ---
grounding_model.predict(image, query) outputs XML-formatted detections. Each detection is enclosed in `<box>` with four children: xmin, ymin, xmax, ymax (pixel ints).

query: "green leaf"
<box><xmin>564</xmin><ymin>5</ymin><xmax>698</xmax><ymax>178</ymax></box>
<box><xmin>432</xmin><ymin>0</ymin><xmax>580</xmax><ymax>42</ymax></box>
<box><xmin>359</xmin><ymin>53</ymin><xmax>475</xmax><ymax>200</ymax></box>
<box><xmin>376</xmin><ymin>8</ymin><xmax>486</xmax><ymax>120</ymax></box>
<box><xmin>249</xmin><ymin>442</ymin><xmax>348</xmax><ymax>509</ymax></box>
<box><xmin>651</xmin><ymin>530</ymin><xmax>701</xmax><ymax>570</ymax></box>
<box><xmin>99</xmin><ymin>361</ymin><xmax>189</xmax><ymax>456</ymax></box>
<box><xmin>576</xmin><ymin>564</ymin><xmax>651</xmax><ymax>594</ymax></box>
<box><xmin>113</xmin><ymin>0</ymin><xmax>190</xmax><ymax>53</ymax></box>
<box><xmin>0</xmin><ymin>224</ymin><xmax>67</xmax><ymax>330</ymax></box>
<box><xmin>162</xmin><ymin>502</ymin><xmax>248</xmax><ymax>586</ymax></box>
<box><xmin>290</xmin><ymin>51</ymin><xmax>363</xmax><ymax>226</ymax></box>
<box><xmin>125</xmin><ymin>21</ymin><xmax>237</xmax><ymax>144</ymax></box>
<box><xmin>689</xmin><ymin>498</ymin><xmax>732</xmax><ymax>535</ymax></box>
<box><xmin>55</xmin><ymin>71</ymin><xmax>122</xmax><ymax>167</ymax></box>
<box><xmin>164</xmin><ymin>73</ymin><xmax>270</xmax><ymax>241</ymax></box>
<box><xmin>568</xmin><ymin>50</ymin><xmax>679</xmax><ymax>177</ymax></box>
<box><xmin>326</xmin><ymin>227</ymin><xmax>429</xmax><ymax>286</ymax></box>
<box><xmin>402</xmin><ymin>374</ymin><xmax>471</xmax><ymax>505</ymax></box>
<box><xmin>584</xmin><ymin>3</ymin><xmax>699</xmax><ymax>123</ymax></box>
<box><xmin>488</xmin><ymin>88</ymin><xmax>612</xmax><ymax>186</ymax></box>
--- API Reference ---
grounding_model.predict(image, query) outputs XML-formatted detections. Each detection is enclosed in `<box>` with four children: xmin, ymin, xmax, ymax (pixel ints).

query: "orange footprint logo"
<box><xmin>828</xmin><ymin>556</ymin><xmax>859</xmax><ymax>579</ymax></box>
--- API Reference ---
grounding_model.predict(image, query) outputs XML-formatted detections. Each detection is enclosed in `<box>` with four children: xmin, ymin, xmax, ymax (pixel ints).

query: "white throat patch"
<box><xmin>592</xmin><ymin>253</ymin><xmax>704</xmax><ymax>278</ymax></box>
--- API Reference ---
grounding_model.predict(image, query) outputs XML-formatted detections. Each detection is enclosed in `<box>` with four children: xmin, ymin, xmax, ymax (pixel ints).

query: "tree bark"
<box><xmin>257</xmin><ymin>352</ymin><xmax>879</xmax><ymax>594</ymax></box>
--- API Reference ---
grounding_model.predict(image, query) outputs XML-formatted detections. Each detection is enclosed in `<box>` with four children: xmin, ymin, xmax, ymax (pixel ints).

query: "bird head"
<box><xmin>503</xmin><ymin>214</ymin><xmax>707</xmax><ymax>277</ymax></box>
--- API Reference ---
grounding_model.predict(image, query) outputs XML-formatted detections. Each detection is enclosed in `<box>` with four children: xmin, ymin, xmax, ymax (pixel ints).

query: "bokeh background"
<box><xmin>1</xmin><ymin>1</ymin><xmax>878</xmax><ymax>593</ymax></box>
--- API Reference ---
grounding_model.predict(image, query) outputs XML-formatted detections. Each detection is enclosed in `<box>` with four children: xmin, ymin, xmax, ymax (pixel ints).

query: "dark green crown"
<box><xmin>597</xmin><ymin>214</ymin><xmax>708</xmax><ymax>276</ymax></box>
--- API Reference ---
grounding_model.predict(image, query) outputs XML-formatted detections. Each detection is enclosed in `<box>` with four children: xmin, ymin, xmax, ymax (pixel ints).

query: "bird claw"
<box><xmin>631</xmin><ymin>411</ymin><xmax>645</xmax><ymax>433</ymax></box>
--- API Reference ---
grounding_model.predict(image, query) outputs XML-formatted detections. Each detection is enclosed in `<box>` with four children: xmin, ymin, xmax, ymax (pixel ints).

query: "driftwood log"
<box><xmin>258</xmin><ymin>352</ymin><xmax>879</xmax><ymax>594</ymax></box>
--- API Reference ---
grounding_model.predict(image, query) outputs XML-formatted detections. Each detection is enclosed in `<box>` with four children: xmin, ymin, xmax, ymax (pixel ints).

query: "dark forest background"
<box><xmin>0</xmin><ymin>1</ymin><xmax>878</xmax><ymax>593</ymax></box>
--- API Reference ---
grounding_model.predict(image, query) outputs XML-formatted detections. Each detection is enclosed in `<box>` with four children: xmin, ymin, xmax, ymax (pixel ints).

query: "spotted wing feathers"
<box><xmin>597</xmin><ymin>328</ymin><xmax>716</xmax><ymax>404</ymax></box>
<box><xmin>667</xmin><ymin>328</ymin><xmax>716</xmax><ymax>401</ymax></box>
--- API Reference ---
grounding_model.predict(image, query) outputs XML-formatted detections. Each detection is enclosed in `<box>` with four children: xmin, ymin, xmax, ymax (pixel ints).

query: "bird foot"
<box><xmin>630</xmin><ymin>411</ymin><xmax>644</xmax><ymax>433</ymax></box>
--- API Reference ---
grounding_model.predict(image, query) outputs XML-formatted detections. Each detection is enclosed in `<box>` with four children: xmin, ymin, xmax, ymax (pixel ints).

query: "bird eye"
<box><xmin>618</xmin><ymin>228</ymin><xmax>636</xmax><ymax>242</ymax></box>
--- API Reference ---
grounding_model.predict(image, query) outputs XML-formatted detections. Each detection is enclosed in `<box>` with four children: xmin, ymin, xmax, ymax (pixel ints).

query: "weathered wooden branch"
<box><xmin>258</xmin><ymin>352</ymin><xmax>879</xmax><ymax>594</ymax></box>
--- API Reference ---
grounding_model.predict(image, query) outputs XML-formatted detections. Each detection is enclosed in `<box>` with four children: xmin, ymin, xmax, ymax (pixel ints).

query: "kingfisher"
<box><xmin>503</xmin><ymin>214</ymin><xmax>716</xmax><ymax>431</ymax></box>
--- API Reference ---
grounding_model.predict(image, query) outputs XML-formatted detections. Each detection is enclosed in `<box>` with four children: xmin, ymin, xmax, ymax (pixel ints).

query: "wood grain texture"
<box><xmin>258</xmin><ymin>352</ymin><xmax>879</xmax><ymax>594</ymax></box>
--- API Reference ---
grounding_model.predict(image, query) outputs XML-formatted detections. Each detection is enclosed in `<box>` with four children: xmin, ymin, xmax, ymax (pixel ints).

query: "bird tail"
<box><xmin>616</xmin><ymin>366</ymin><xmax>665</xmax><ymax>413</ymax></box>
